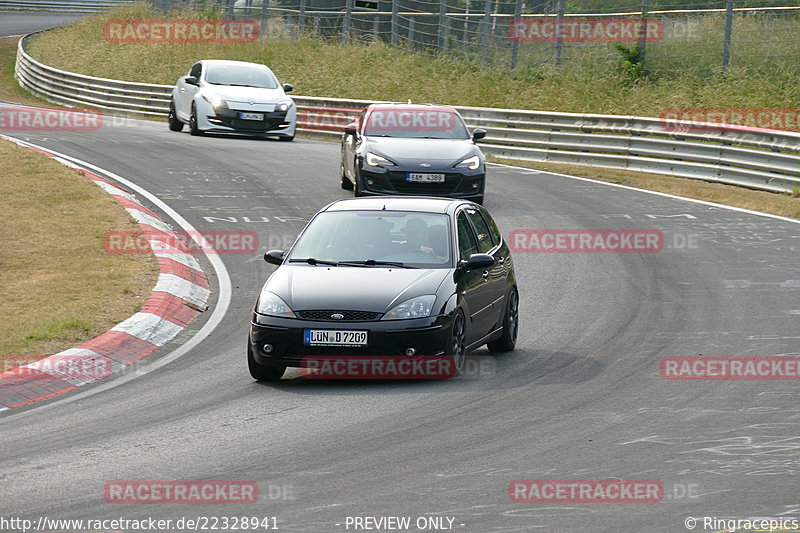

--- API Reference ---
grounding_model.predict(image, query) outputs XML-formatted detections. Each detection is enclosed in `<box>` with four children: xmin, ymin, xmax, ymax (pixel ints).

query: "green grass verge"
<box><xmin>24</xmin><ymin>3</ymin><xmax>800</xmax><ymax>115</ymax></box>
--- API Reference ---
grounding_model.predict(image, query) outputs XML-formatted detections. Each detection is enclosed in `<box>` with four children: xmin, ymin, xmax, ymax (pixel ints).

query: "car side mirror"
<box><xmin>343</xmin><ymin>122</ymin><xmax>358</xmax><ymax>135</ymax></box>
<box><xmin>463</xmin><ymin>253</ymin><xmax>494</xmax><ymax>270</ymax></box>
<box><xmin>264</xmin><ymin>249</ymin><xmax>286</xmax><ymax>265</ymax></box>
<box><xmin>472</xmin><ymin>128</ymin><xmax>486</xmax><ymax>142</ymax></box>
<box><xmin>185</xmin><ymin>76</ymin><xmax>199</xmax><ymax>86</ymax></box>
<box><xmin>283</xmin><ymin>83</ymin><xmax>293</xmax><ymax>93</ymax></box>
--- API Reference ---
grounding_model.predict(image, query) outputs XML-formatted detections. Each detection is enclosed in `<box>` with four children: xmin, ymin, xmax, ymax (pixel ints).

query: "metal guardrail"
<box><xmin>0</xmin><ymin>0</ymin><xmax>132</xmax><ymax>12</ymax></box>
<box><xmin>13</xmin><ymin>32</ymin><xmax>800</xmax><ymax>194</ymax></box>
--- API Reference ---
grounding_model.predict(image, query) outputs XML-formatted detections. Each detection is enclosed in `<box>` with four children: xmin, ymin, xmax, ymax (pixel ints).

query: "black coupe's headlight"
<box><xmin>454</xmin><ymin>155</ymin><xmax>481</xmax><ymax>170</ymax></box>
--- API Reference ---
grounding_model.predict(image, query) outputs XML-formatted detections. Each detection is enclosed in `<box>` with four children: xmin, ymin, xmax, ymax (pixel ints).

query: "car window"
<box><xmin>465</xmin><ymin>207</ymin><xmax>495</xmax><ymax>253</ymax></box>
<box><xmin>364</xmin><ymin>107</ymin><xmax>469</xmax><ymax>139</ymax></box>
<box><xmin>287</xmin><ymin>211</ymin><xmax>452</xmax><ymax>268</ymax></box>
<box><xmin>456</xmin><ymin>212</ymin><xmax>479</xmax><ymax>261</ymax></box>
<box><xmin>480</xmin><ymin>206</ymin><xmax>503</xmax><ymax>246</ymax></box>
<box><xmin>204</xmin><ymin>64</ymin><xmax>278</xmax><ymax>89</ymax></box>
<box><xmin>189</xmin><ymin>63</ymin><xmax>202</xmax><ymax>79</ymax></box>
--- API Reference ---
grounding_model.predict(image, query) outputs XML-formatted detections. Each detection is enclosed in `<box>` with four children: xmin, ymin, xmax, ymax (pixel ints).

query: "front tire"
<box><xmin>340</xmin><ymin>163</ymin><xmax>353</xmax><ymax>190</ymax></box>
<box><xmin>168</xmin><ymin>101</ymin><xmax>184</xmax><ymax>132</ymax></box>
<box><xmin>247</xmin><ymin>339</ymin><xmax>286</xmax><ymax>381</ymax></box>
<box><xmin>488</xmin><ymin>288</ymin><xmax>519</xmax><ymax>353</ymax></box>
<box><xmin>446</xmin><ymin>310</ymin><xmax>467</xmax><ymax>375</ymax></box>
<box><xmin>189</xmin><ymin>104</ymin><xmax>202</xmax><ymax>136</ymax></box>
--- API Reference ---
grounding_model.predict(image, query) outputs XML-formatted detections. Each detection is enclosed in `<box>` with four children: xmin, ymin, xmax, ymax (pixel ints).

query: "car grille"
<box><xmin>387</xmin><ymin>172</ymin><xmax>460</xmax><ymax>195</ymax></box>
<box><xmin>296</xmin><ymin>310</ymin><xmax>383</xmax><ymax>321</ymax></box>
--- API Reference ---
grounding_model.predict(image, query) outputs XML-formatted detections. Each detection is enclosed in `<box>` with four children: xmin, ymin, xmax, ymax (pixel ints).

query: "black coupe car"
<box><xmin>340</xmin><ymin>103</ymin><xmax>487</xmax><ymax>204</ymax></box>
<box><xmin>248</xmin><ymin>197</ymin><xmax>518</xmax><ymax>381</ymax></box>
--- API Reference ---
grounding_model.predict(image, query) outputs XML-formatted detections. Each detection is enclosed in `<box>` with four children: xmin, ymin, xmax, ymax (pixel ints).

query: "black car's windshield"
<box><xmin>287</xmin><ymin>211</ymin><xmax>453</xmax><ymax>268</ymax></box>
<box><xmin>204</xmin><ymin>64</ymin><xmax>279</xmax><ymax>89</ymax></box>
<box><xmin>364</xmin><ymin>107</ymin><xmax>469</xmax><ymax>139</ymax></box>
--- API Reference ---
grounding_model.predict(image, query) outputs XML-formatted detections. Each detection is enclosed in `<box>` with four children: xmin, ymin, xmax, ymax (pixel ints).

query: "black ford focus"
<box><xmin>340</xmin><ymin>103</ymin><xmax>487</xmax><ymax>204</ymax></box>
<box><xmin>248</xmin><ymin>197</ymin><xmax>518</xmax><ymax>381</ymax></box>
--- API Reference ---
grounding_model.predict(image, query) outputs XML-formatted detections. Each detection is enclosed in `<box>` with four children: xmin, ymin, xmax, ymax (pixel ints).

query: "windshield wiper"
<box><xmin>228</xmin><ymin>83</ymin><xmax>259</xmax><ymax>87</ymax></box>
<box><xmin>288</xmin><ymin>257</ymin><xmax>339</xmax><ymax>266</ymax></box>
<box><xmin>339</xmin><ymin>259</ymin><xmax>416</xmax><ymax>268</ymax></box>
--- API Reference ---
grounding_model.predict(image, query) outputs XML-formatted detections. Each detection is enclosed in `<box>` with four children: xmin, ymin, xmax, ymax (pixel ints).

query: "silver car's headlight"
<box><xmin>277</xmin><ymin>100</ymin><xmax>293</xmax><ymax>113</ymax></box>
<box><xmin>202</xmin><ymin>94</ymin><xmax>226</xmax><ymax>109</ymax></box>
<box><xmin>366</xmin><ymin>152</ymin><xmax>396</xmax><ymax>167</ymax></box>
<box><xmin>382</xmin><ymin>295</ymin><xmax>436</xmax><ymax>320</ymax></box>
<box><xmin>454</xmin><ymin>155</ymin><xmax>481</xmax><ymax>170</ymax></box>
<box><xmin>256</xmin><ymin>291</ymin><xmax>296</xmax><ymax>318</ymax></box>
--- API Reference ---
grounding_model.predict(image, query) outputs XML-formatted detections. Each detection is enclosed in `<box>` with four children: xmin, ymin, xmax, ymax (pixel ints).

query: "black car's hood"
<box><xmin>365</xmin><ymin>137</ymin><xmax>478</xmax><ymax>165</ymax></box>
<box><xmin>263</xmin><ymin>265</ymin><xmax>450</xmax><ymax>313</ymax></box>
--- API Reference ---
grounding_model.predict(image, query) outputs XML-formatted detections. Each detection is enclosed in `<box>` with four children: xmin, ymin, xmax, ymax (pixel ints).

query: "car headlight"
<box><xmin>454</xmin><ymin>155</ymin><xmax>481</xmax><ymax>170</ymax></box>
<box><xmin>382</xmin><ymin>295</ymin><xmax>436</xmax><ymax>320</ymax></box>
<box><xmin>256</xmin><ymin>291</ymin><xmax>296</xmax><ymax>318</ymax></box>
<box><xmin>366</xmin><ymin>152</ymin><xmax>396</xmax><ymax>167</ymax></box>
<box><xmin>277</xmin><ymin>100</ymin><xmax>292</xmax><ymax>113</ymax></box>
<box><xmin>202</xmin><ymin>94</ymin><xmax>226</xmax><ymax>109</ymax></box>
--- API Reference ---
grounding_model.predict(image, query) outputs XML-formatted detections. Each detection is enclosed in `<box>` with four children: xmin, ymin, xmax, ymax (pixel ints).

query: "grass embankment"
<box><xmin>0</xmin><ymin>36</ymin><xmax>51</xmax><ymax>105</ymax></box>
<box><xmin>24</xmin><ymin>4</ymin><xmax>800</xmax><ymax>115</ymax></box>
<box><xmin>0</xmin><ymin>139</ymin><xmax>159</xmax><ymax>359</ymax></box>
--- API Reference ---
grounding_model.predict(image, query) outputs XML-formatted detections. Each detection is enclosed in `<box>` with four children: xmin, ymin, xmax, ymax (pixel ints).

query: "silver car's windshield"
<box><xmin>287</xmin><ymin>211</ymin><xmax>452</xmax><ymax>268</ymax></box>
<box><xmin>204</xmin><ymin>64</ymin><xmax>279</xmax><ymax>89</ymax></box>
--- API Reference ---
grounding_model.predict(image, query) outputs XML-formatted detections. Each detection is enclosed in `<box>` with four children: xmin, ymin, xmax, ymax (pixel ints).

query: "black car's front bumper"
<box><xmin>249</xmin><ymin>312</ymin><xmax>453</xmax><ymax>367</ymax></box>
<box><xmin>356</xmin><ymin>166</ymin><xmax>485</xmax><ymax>201</ymax></box>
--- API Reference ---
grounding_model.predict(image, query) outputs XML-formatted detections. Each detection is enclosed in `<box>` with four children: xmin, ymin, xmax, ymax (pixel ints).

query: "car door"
<box><xmin>464</xmin><ymin>205</ymin><xmax>508</xmax><ymax>330</ymax></box>
<box><xmin>177</xmin><ymin>62</ymin><xmax>202</xmax><ymax>121</ymax></box>
<box><xmin>455</xmin><ymin>210</ymin><xmax>494</xmax><ymax>344</ymax></box>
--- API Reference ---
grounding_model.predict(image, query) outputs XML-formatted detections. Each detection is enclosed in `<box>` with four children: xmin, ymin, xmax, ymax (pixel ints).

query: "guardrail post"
<box><xmin>407</xmin><ymin>17</ymin><xmax>415</xmax><ymax>51</ymax></box>
<box><xmin>442</xmin><ymin>17</ymin><xmax>450</xmax><ymax>54</ymax></box>
<box><xmin>721</xmin><ymin>0</ymin><xmax>734</xmax><ymax>69</ymax></box>
<box><xmin>260</xmin><ymin>0</ymin><xmax>270</xmax><ymax>36</ymax></box>
<box><xmin>510</xmin><ymin>0</ymin><xmax>523</xmax><ymax>69</ymax></box>
<box><xmin>227</xmin><ymin>0</ymin><xmax>234</xmax><ymax>19</ymax></box>
<box><xmin>343</xmin><ymin>0</ymin><xmax>353</xmax><ymax>43</ymax></box>
<box><xmin>437</xmin><ymin>0</ymin><xmax>447</xmax><ymax>52</ymax></box>
<box><xmin>391</xmin><ymin>0</ymin><xmax>398</xmax><ymax>46</ymax></box>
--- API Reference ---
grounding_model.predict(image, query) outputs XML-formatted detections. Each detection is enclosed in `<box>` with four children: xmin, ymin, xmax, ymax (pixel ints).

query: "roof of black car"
<box><xmin>324</xmin><ymin>197</ymin><xmax>470</xmax><ymax>214</ymax></box>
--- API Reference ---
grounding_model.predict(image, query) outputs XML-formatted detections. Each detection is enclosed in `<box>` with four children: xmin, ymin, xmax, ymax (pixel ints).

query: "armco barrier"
<box><xmin>0</xmin><ymin>0</ymin><xmax>132</xmax><ymax>12</ymax></box>
<box><xmin>13</xmin><ymin>32</ymin><xmax>800</xmax><ymax>194</ymax></box>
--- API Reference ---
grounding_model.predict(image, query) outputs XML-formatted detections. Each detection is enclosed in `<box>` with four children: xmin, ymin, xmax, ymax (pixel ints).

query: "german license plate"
<box><xmin>407</xmin><ymin>173</ymin><xmax>445</xmax><ymax>183</ymax></box>
<box><xmin>239</xmin><ymin>112</ymin><xmax>264</xmax><ymax>121</ymax></box>
<box><xmin>304</xmin><ymin>329</ymin><xmax>368</xmax><ymax>347</ymax></box>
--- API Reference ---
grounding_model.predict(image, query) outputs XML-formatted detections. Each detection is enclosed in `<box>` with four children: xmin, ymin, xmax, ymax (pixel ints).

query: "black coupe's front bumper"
<box><xmin>356</xmin><ymin>166</ymin><xmax>485</xmax><ymax>201</ymax></box>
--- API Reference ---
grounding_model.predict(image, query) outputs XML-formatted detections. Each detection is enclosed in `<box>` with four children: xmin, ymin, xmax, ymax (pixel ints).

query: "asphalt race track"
<box><xmin>1</xmin><ymin>18</ymin><xmax>799</xmax><ymax>533</ymax></box>
<box><xmin>0</xmin><ymin>12</ymin><xmax>83</xmax><ymax>37</ymax></box>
